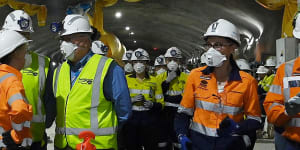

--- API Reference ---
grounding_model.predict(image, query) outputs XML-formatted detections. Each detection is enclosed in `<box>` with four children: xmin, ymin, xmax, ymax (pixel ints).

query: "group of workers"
<box><xmin>0</xmin><ymin>6</ymin><xmax>300</xmax><ymax>150</ymax></box>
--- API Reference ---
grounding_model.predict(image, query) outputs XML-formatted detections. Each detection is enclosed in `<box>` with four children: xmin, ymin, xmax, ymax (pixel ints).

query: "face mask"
<box><xmin>124</xmin><ymin>63</ymin><xmax>133</xmax><ymax>73</ymax></box>
<box><xmin>60</xmin><ymin>41</ymin><xmax>78</xmax><ymax>61</ymax></box>
<box><xmin>205</xmin><ymin>48</ymin><xmax>227</xmax><ymax>67</ymax></box>
<box><xmin>23</xmin><ymin>53</ymin><xmax>32</xmax><ymax>68</ymax></box>
<box><xmin>167</xmin><ymin>60</ymin><xmax>179</xmax><ymax>71</ymax></box>
<box><xmin>134</xmin><ymin>63</ymin><xmax>145</xmax><ymax>74</ymax></box>
<box><xmin>156</xmin><ymin>68</ymin><xmax>166</xmax><ymax>75</ymax></box>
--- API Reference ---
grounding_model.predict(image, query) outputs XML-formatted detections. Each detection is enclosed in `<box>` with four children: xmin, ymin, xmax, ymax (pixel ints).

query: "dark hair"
<box><xmin>0</xmin><ymin>44</ymin><xmax>24</xmax><ymax>64</ymax></box>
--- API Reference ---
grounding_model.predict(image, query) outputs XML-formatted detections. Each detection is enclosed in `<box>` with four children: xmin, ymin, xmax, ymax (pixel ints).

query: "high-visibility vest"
<box><xmin>126</xmin><ymin>74</ymin><xmax>164</xmax><ymax>111</ymax></box>
<box><xmin>264</xmin><ymin>57</ymin><xmax>300</xmax><ymax>143</ymax></box>
<box><xmin>157</xmin><ymin>71</ymin><xmax>188</xmax><ymax>107</ymax></box>
<box><xmin>53</xmin><ymin>55</ymin><xmax>118</xmax><ymax>149</ymax></box>
<box><xmin>179</xmin><ymin>66</ymin><xmax>261</xmax><ymax>137</ymax></box>
<box><xmin>21</xmin><ymin>52</ymin><xmax>49</xmax><ymax>143</ymax></box>
<box><xmin>258</xmin><ymin>74</ymin><xmax>275</xmax><ymax>92</ymax></box>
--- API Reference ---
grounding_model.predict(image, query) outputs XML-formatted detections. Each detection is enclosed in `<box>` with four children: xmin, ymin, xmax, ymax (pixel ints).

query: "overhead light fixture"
<box><xmin>125</xmin><ymin>26</ymin><xmax>130</xmax><ymax>31</ymax></box>
<box><xmin>130</xmin><ymin>32</ymin><xmax>134</xmax><ymax>35</ymax></box>
<box><xmin>133</xmin><ymin>40</ymin><xmax>137</xmax><ymax>43</ymax></box>
<box><xmin>115</xmin><ymin>12</ymin><xmax>122</xmax><ymax>18</ymax></box>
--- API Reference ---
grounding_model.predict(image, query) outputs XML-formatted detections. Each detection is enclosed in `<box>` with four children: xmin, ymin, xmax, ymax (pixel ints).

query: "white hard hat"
<box><xmin>265</xmin><ymin>56</ymin><xmax>276</xmax><ymax>67</ymax></box>
<box><xmin>204</xmin><ymin>19</ymin><xmax>241</xmax><ymax>45</ymax></box>
<box><xmin>91</xmin><ymin>40</ymin><xmax>108</xmax><ymax>55</ymax></box>
<box><xmin>236</xmin><ymin>59</ymin><xmax>251</xmax><ymax>71</ymax></box>
<box><xmin>164</xmin><ymin>47</ymin><xmax>182</xmax><ymax>58</ymax></box>
<box><xmin>2</xmin><ymin>10</ymin><xmax>34</xmax><ymax>33</ymax></box>
<box><xmin>293</xmin><ymin>13</ymin><xmax>300</xmax><ymax>38</ymax></box>
<box><xmin>200</xmin><ymin>52</ymin><xmax>207</xmax><ymax>64</ymax></box>
<box><xmin>131</xmin><ymin>48</ymin><xmax>150</xmax><ymax>61</ymax></box>
<box><xmin>60</xmin><ymin>14</ymin><xmax>93</xmax><ymax>36</ymax></box>
<box><xmin>122</xmin><ymin>50</ymin><xmax>133</xmax><ymax>61</ymax></box>
<box><xmin>154</xmin><ymin>55</ymin><xmax>166</xmax><ymax>66</ymax></box>
<box><xmin>0</xmin><ymin>30</ymin><xmax>31</xmax><ymax>59</ymax></box>
<box><xmin>256</xmin><ymin>66</ymin><xmax>269</xmax><ymax>74</ymax></box>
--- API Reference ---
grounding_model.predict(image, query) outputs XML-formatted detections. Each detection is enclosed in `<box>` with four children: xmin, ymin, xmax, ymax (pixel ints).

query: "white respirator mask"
<box><xmin>167</xmin><ymin>60</ymin><xmax>179</xmax><ymax>71</ymax></box>
<box><xmin>60</xmin><ymin>41</ymin><xmax>78</xmax><ymax>61</ymax></box>
<box><xmin>23</xmin><ymin>53</ymin><xmax>32</xmax><ymax>68</ymax></box>
<box><xmin>205</xmin><ymin>48</ymin><xmax>227</xmax><ymax>67</ymax></box>
<box><xmin>134</xmin><ymin>63</ymin><xmax>145</xmax><ymax>74</ymax></box>
<box><xmin>156</xmin><ymin>68</ymin><xmax>166</xmax><ymax>75</ymax></box>
<box><xmin>124</xmin><ymin>63</ymin><xmax>134</xmax><ymax>73</ymax></box>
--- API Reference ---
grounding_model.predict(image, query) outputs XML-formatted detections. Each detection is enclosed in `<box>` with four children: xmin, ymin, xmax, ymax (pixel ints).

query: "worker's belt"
<box><xmin>165</xmin><ymin>102</ymin><xmax>180</xmax><ymax>108</ymax></box>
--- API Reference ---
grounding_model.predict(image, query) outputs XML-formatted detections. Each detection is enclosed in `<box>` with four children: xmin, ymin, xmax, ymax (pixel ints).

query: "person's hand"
<box><xmin>178</xmin><ymin>134</ymin><xmax>191</xmax><ymax>150</ymax></box>
<box><xmin>166</xmin><ymin>71</ymin><xmax>177</xmax><ymax>83</ymax></box>
<box><xmin>217</xmin><ymin>117</ymin><xmax>240</xmax><ymax>136</ymax></box>
<box><xmin>285</xmin><ymin>93</ymin><xmax>300</xmax><ymax>116</ymax></box>
<box><xmin>143</xmin><ymin>101</ymin><xmax>154</xmax><ymax>108</ymax></box>
<box><xmin>2</xmin><ymin>130</ymin><xmax>20</xmax><ymax>149</ymax></box>
<box><xmin>131</xmin><ymin>94</ymin><xmax>145</xmax><ymax>103</ymax></box>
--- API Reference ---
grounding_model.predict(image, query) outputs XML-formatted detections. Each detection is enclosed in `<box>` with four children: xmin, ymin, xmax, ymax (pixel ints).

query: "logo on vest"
<box><xmin>78</xmin><ymin>78</ymin><xmax>93</xmax><ymax>85</ymax></box>
<box><xmin>23</xmin><ymin>69</ymin><xmax>38</xmax><ymax>76</ymax></box>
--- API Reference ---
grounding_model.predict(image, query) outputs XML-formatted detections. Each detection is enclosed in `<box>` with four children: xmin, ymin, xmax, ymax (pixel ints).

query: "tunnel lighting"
<box><xmin>125</xmin><ymin>26</ymin><xmax>130</xmax><ymax>30</ymax></box>
<box><xmin>115</xmin><ymin>12</ymin><xmax>122</xmax><ymax>18</ymax></box>
<box><xmin>130</xmin><ymin>32</ymin><xmax>135</xmax><ymax>35</ymax></box>
<box><xmin>133</xmin><ymin>40</ymin><xmax>137</xmax><ymax>43</ymax></box>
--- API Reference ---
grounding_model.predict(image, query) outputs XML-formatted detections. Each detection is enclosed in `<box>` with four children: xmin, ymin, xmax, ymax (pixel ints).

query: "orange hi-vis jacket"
<box><xmin>0</xmin><ymin>64</ymin><xmax>32</xmax><ymax>146</ymax></box>
<box><xmin>264</xmin><ymin>57</ymin><xmax>300</xmax><ymax>143</ymax></box>
<box><xmin>178</xmin><ymin>66</ymin><xmax>261</xmax><ymax>137</ymax></box>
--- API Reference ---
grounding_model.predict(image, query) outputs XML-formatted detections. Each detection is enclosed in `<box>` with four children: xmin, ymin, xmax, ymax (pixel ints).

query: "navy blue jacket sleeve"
<box><xmin>174</xmin><ymin>112</ymin><xmax>191</xmax><ymax>136</ymax></box>
<box><xmin>103</xmin><ymin>62</ymin><xmax>132</xmax><ymax>128</ymax></box>
<box><xmin>43</xmin><ymin>61</ymin><xmax>57</xmax><ymax>128</ymax></box>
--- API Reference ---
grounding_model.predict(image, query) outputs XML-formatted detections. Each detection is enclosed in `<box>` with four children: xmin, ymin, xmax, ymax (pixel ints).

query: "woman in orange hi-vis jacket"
<box><xmin>0</xmin><ymin>30</ymin><xmax>33</xmax><ymax>149</ymax></box>
<box><xmin>174</xmin><ymin>19</ymin><xmax>262</xmax><ymax>150</ymax></box>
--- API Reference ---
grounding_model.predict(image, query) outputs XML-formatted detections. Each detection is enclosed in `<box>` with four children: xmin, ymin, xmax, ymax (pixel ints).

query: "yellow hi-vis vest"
<box><xmin>21</xmin><ymin>52</ymin><xmax>50</xmax><ymax>143</ymax></box>
<box><xmin>53</xmin><ymin>55</ymin><xmax>118</xmax><ymax>149</ymax></box>
<box><xmin>156</xmin><ymin>71</ymin><xmax>188</xmax><ymax>107</ymax></box>
<box><xmin>126</xmin><ymin>74</ymin><xmax>164</xmax><ymax>111</ymax></box>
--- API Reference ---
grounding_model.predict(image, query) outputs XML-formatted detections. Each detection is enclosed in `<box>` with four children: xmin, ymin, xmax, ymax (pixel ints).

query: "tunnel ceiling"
<box><xmin>0</xmin><ymin>0</ymin><xmax>283</xmax><ymax>62</ymax></box>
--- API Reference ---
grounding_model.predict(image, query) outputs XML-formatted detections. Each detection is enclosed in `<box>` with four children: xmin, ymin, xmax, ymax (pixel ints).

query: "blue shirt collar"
<box><xmin>69</xmin><ymin>50</ymin><xmax>94</xmax><ymax>71</ymax></box>
<box><xmin>201</xmin><ymin>65</ymin><xmax>242</xmax><ymax>81</ymax></box>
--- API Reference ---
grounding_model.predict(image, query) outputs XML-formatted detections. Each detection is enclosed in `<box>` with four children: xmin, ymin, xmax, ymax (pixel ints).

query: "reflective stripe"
<box><xmin>0</xmin><ymin>127</ymin><xmax>5</xmax><ymax>147</ymax></box>
<box><xmin>0</xmin><ymin>140</ymin><xmax>5</xmax><ymax>148</ymax></box>
<box><xmin>288</xmin><ymin>118</ymin><xmax>300</xmax><ymax>127</ymax></box>
<box><xmin>173</xmin><ymin>143</ymin><xmax>181</xmax><ymax>148</ymax></box>
<box><xmin>158</xmin><ymin>142</ymin><xmax>168</xmax><ymax>148</ymax></box>
<box><xmin>0</xmin><ymin>73</ymin><xmax>15</xmax><ymax>83</ymax></box>
<box><xmin>54</xmin><ymin>65</ymin><xmax>62</xmax><ymax>97</ymax></box>
<box><xmin>166</xmin><ymin>90</ymin><xmax>182</xmax><ymax>96</ymax></box>
<box><xmin>129</xmin><ymin>89</ymin><xmax>150</xmax><ymax>95</ymax></box>
<box><xmin>165</xmin><ymin>102</ymin><xmax>180</xmax><ymax>108</ymax></box>
<box><xmin>37</xmin><ymin>56</ymin><xmax>46</xmax><ymax>122</ymax></box>
<box><xmin>177</xmin><ymin>105</ymin><xmax>194</xmax><ymax>116</ymax></box>
<box><xmin>91</xmin><ymin>56</ymin><xmax>107</xmax><ymax>128</ymax></box>
<box><xmin>195</xmin><ymin>100</ymin><xmax>243</xmax><ymax>115</ymax></box>
<box><xmin>247</xmin><ymin>115</ymin><xmax>262</xmax><ymax>123</ymax></box>
<box><xmin>155</xmin><ymin>94</ymin><xmax>163</xmax><ymax>100</ymax></box>
<box><xmin>269</xmin><ymin>85</ymin><xmax>282</xmax><ymax>95</ymax></box>
<box><xmin>32</xmin><ymin>115</ymin><xmax>46</xmax><ymax>123</ymax></box>
<box><xmin>8</xmin><ymin>93</ymin><xmax>26</xmax><ymax>106</ymax></box>
<box><xmin>283</xmin><ymin>61</ymin><xmax>294</xmax><ymax>102</ymax></box>
<box><xmin>11</xmin><ymin>121</ymin><xmax>23</xmax><ymax>131</ymax></box>
<box><xmin>269</xmin><ymin>102</ymin><xmax>283</xmax><ymax>111</ymax></box>
<box><xmin>21</xmin><ymin>138</ymin><xmax>32</xmax><ymax>147</ymax></box>
<box><xmin>24</xmin><ymin>121</ymin><xmax>30</xmax><ymax>128</ymax></box>
<box><xmin>132</xmin><ymin>105</ymin><xmax>150</xmax><ymax>111</ymax></box>
<box><xmin>55</xmin><ymin>127</ymin><xmax>116</xmax><ymax>136</ymax></box>
<box><xmin>190</xmin><ymin>121</ymin><xmax>218</xmax><ymax>137</ymax></box>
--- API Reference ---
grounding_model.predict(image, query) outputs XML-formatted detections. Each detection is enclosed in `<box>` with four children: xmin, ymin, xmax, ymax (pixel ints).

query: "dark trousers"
<box><xmin>158</xmin><ymin>107</ymin><xmax>179</xmax><ymax>150</ymax></box>
<box><xmin>123</xmin><ymin>111</ymin><xmax>159</xmax><ymax>150</ymax></box>
<box><xmin>190</xmin><ymin>130</ymin><xmax>247</xmax><ymax>150</ymax></box>
<box><xmin>30</xmin><ymin>132</ymin><xmax>48</xmax><ymax>150</ymax></box>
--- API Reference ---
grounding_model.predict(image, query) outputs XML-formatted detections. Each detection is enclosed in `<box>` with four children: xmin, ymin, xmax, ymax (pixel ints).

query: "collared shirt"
<box><xmin>201</xmin><ymin>65</ymin><xmax>242</xmax><ymax>81</ymax></box>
